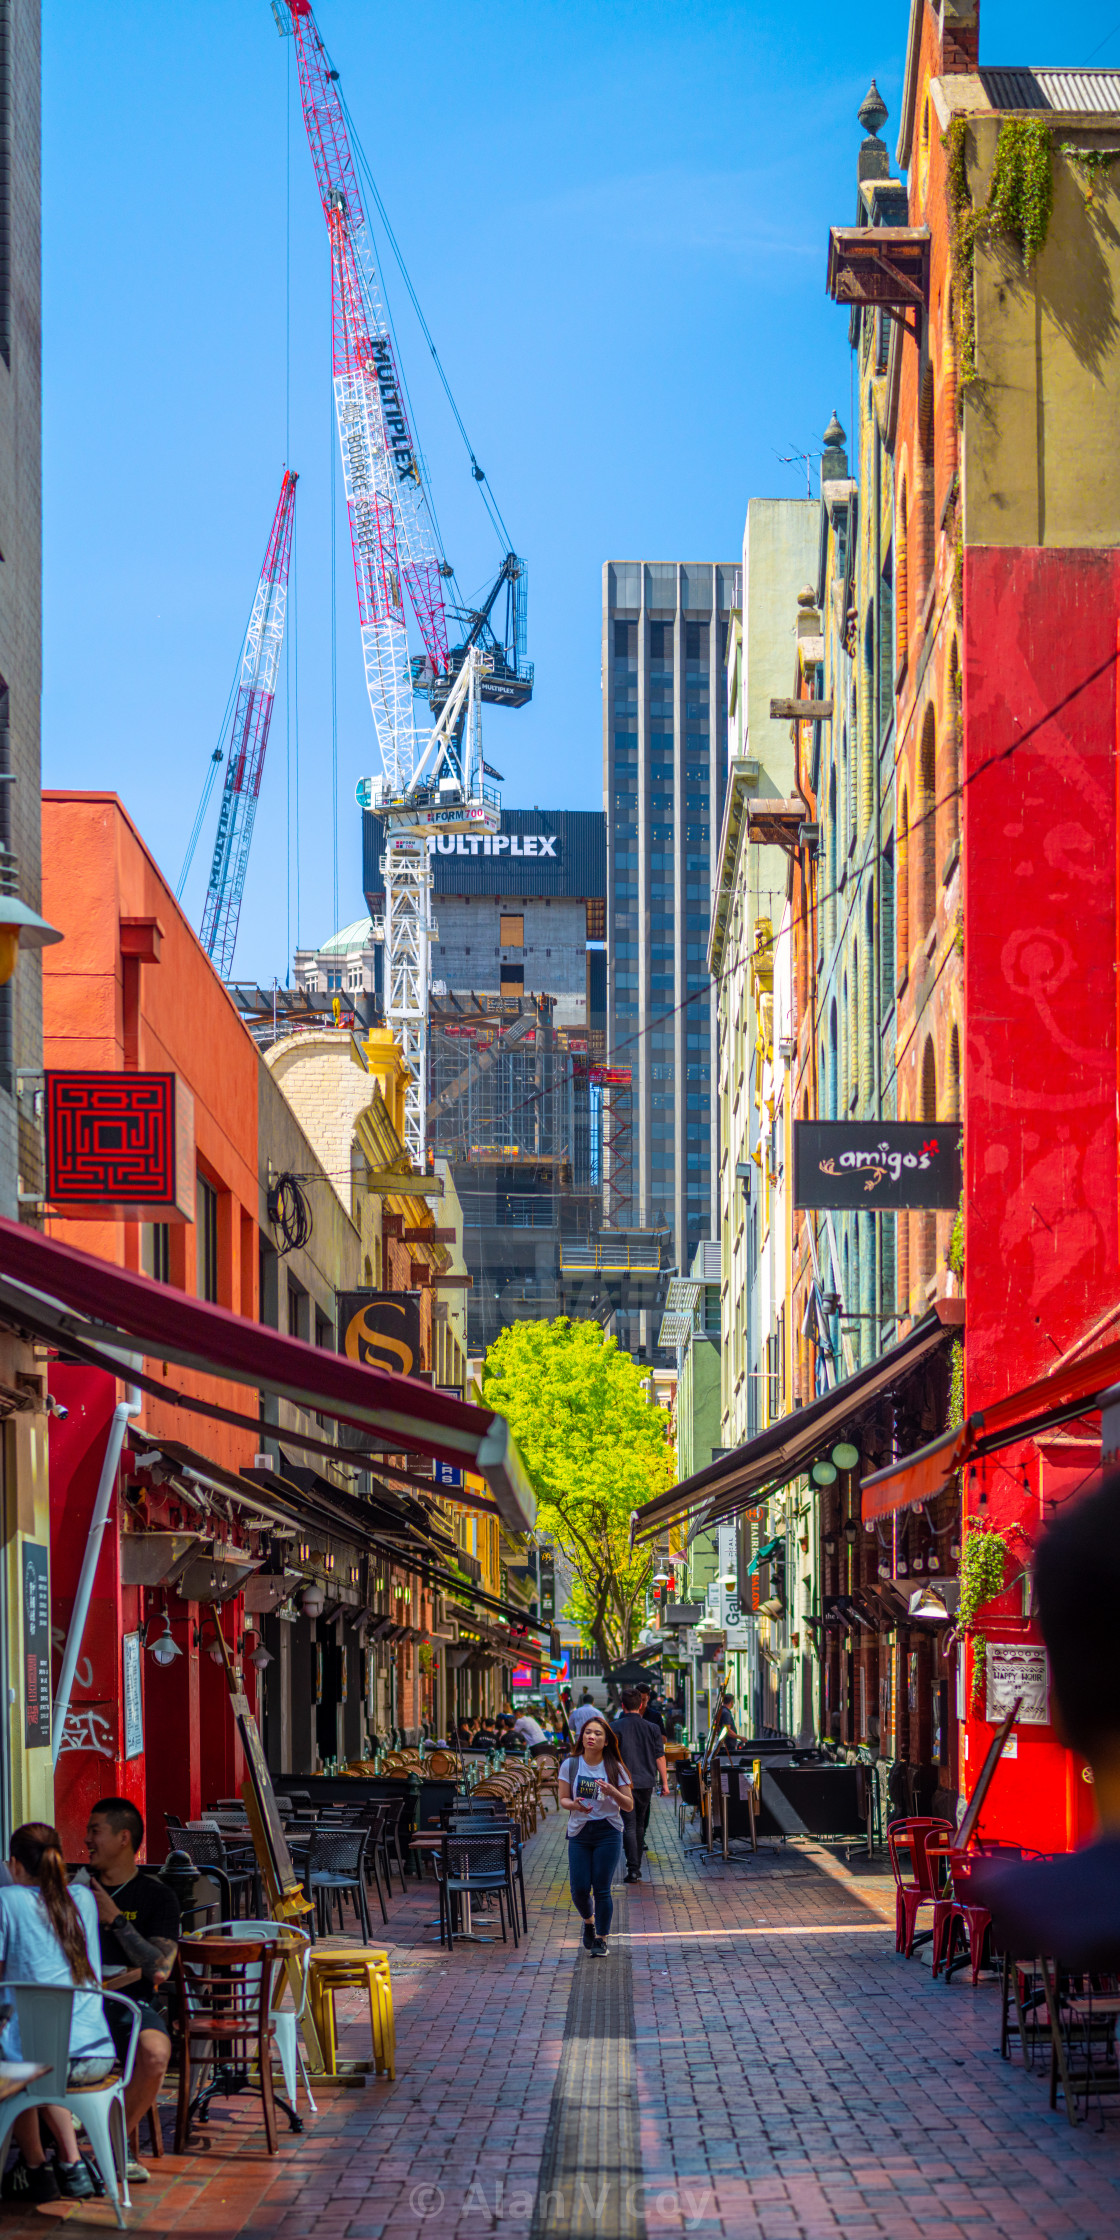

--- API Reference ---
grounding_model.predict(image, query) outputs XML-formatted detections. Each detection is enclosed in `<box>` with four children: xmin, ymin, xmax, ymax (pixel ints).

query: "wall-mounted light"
<box><xmin>148</xmin><ymin>1613</ymin><xmax>182</xmax><ymax>1667</ymax></box>
<box><xmin>249</xmin><ymin>1642</ymin><xmax>273</xmax><ymax>1671</ymax></box>
<box><xmin>0</xmin><ymin>855</ymin><xmax>62</xmax><ymax>986</ymax></box>
<box><xmin>300</xmin><ymin>1582</ymin><xmax>325</xmax><ymax>1617</ymax></box>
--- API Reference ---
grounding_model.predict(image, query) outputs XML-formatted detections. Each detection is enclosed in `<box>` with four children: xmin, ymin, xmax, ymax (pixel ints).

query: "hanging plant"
<box><xmin>959</xmin><ymin>1521</ymin><xmax>1011</xmax><ymax>1708</ymax></box>
<box><xmin>1060</xmin><ymin>143</ymin><xmax>1120</xmax><ymax>209</ymax></box>
<box><xmin>947</xmin><ymin>1336</ymin><xmax>964</xmax><ymax>1431</ymax></box>
<box><xmin>987</xmin><ymin>119</ymin><xmax>1054</xmax><ymax>271</ymax></box>
<box><xmin>948</xmin><ymin>1197</ymin><xmax>964</xmax><ymax>1282</ymax></box>
<box><xmin>944</xmin><ymin>116</ymin><xmax>1054</xmax><ymax>422</ymax></box>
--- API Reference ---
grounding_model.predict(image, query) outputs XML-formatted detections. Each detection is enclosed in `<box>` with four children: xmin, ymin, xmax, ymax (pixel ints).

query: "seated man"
<box><xmin>971</xmin><ymin>1469</ymin><xmax>1120</xmax><ymax>1968</ymax></box>
<box><xmin>85</xmin><ymin>1798</ymin><xmax>179</xmax><ymax>2183</ymax></box>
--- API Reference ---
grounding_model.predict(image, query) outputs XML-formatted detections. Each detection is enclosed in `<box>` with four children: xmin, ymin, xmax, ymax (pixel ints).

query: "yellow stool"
<box><xmin>306</xmin><ymin>1947</ymin><xmax>395</xmax><ymax>2080</ymax></box>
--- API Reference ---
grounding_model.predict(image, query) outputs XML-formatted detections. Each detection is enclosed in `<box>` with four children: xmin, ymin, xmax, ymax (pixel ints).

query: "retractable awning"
<box><xmin>630</xmin><ymin>1303</ymin><xmax>960</xmax><ymax>1546</ymax></box>
<box><xmin>0</xmin><ymin>1216</ymin><xmax>535</xmax><ymax>1532</ymax></box>
<box><xmin>861</xmin><ymin>1329</ymin><xmax>1120</xmax><ymax>1519</ymax></box>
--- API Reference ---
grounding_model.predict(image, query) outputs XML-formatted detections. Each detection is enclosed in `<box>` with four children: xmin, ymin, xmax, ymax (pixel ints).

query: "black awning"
<box><xmin>630</xmin><ymin>1303</ymin><xmax>960</xmax><ymax>1546</ymax></box>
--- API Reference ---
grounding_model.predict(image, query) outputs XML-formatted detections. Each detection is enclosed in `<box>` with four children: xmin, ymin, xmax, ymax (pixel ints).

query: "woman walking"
<box><xmin>0</xmin><ymin>1822</ymin><xmax>116</xmax><ymax>2203</ymax></box>
<box><xmin>559</xmin><ymin>1714</ymin><xmax>633</xmax><ymax>1956</ymax></box>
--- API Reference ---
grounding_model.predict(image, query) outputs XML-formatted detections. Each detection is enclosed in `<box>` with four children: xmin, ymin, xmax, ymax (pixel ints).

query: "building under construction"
<box><xmin>428</xmin><ymin>995</ymin><xmax>668</xmax><ymax>1350</ymax></box>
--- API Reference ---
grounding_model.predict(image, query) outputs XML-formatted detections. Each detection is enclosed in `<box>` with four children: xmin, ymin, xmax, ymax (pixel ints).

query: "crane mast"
<box><xmin>280</xmin><ymin>0</ymin><xmax>501</xmax><ymax>1166</ymax></box>
<box><xmin>200</xmin><ymin>468</ymin><xmax>298</xmax><ymax>977</ymax></box>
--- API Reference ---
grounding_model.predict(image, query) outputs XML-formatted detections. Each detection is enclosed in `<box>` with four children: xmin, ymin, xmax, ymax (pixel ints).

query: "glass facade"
<box><xmin>603</xmin><ymin>561</ymin><xmax>736</xmax><ymax>1354</ymax></box>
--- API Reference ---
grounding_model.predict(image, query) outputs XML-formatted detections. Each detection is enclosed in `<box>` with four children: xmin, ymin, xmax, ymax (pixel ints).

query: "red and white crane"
<box><xmin>198</xmin><ymin>468</ymin><xmax>298</xmax><ymax>977</ymax></box>
<box><xmin>278</xmin><ymin>0</ymin><xmax>501</xmax><ymax>1162</ymax></box>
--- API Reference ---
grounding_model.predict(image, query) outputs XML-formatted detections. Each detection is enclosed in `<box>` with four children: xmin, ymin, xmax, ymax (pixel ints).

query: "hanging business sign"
<box><xmin>338</xmin><ymin>1290</ymin><xmax>423</xmax><ymax>1379</ymax></box>
<box><xmin>22</xmin><ymin>1542</ymin><xmax>50</xmax><ymax>1749</ymax></box>
<box><xmin>45</xmin><ymin>1071</ymin><xmax>196</xmax><ymax>1220</ymax></box>
<box><xmin>793</xmin><ymin>1122</ymin><xmax>961</xmax><ymax>1210</ymax></box>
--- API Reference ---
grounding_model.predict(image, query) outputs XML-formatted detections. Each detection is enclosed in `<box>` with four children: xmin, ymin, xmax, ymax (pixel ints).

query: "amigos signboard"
<box><xmin>793</xmin><ymin>1121</ymin><xmax>962</xmax><ymax>1210</ymax></box>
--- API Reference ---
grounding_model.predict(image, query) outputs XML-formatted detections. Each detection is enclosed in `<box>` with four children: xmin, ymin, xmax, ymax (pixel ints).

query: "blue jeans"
<box><xmin>568</xmin><ymin>1821</ymin><xmax>622</xmax><ymax>1937</ymax></box>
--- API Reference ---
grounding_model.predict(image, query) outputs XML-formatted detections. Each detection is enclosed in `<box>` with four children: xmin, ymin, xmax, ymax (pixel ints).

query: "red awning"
<box><xmin>0</xmin><ymin>1216</ymin><xmax>535</xmax><ymax>1532</ymax></box>
<box><xmin>860</xmin><ymin>1335</ymin><xmax>1120</xmax><ymax>1519</ymax></box>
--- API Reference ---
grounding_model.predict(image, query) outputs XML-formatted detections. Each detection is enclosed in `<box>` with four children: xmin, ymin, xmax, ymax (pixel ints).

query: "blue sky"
<box><xmin>42</xmin><ymin>0</ymin><xmax>1116</xmax><ymax>985</ymax></box>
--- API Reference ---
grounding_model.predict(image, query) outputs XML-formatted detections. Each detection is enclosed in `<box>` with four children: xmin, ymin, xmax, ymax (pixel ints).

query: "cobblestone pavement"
<box><xmin>7</xmin><ymin>1799</ymin><xmax>1120</xmax><ymax>2238</ymax></box>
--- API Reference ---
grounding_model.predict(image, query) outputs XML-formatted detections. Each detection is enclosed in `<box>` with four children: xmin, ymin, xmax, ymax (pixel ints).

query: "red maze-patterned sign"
<box><xmin>45</xmin><ymin>1072</ymin><xmax>196</xmax><ymax>1218</ymax></box>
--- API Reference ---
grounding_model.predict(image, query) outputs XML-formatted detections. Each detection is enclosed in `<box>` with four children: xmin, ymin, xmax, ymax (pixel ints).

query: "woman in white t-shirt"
<box><xmin>558</xmin><ymin>1715</ymin><xmax>633</xmax><ymax>1956</ymax></box>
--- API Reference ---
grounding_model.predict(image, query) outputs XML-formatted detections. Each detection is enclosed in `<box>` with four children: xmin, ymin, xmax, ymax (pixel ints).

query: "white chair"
<box><xmin>188</xmin><ymin>1921</ymin><xmax>317</xmax><ymax>2119</ymax></box>
<box><xmin>0</xmin><ymin>1982</ymin><xmax>139</xmax><ymax>2228</ymax></box>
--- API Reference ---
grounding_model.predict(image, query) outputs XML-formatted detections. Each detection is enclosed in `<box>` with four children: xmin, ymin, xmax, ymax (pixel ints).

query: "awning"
<box><xmin>861</xmin><ymin>1330</ymin><xmax>1120</xmax><ymax>1519</ymax></box>
<box><xmin>630</xmin><ymin>1303</ymin><xmax>960</xmax><ymax>1546</ymax></box>
<box><xmin>0</xmin><ymin>1216</ymin><xmax>535</xmax><ymax>1532</ymax></box>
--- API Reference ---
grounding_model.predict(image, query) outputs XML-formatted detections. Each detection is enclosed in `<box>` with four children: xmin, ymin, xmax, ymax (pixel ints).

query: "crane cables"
<box><xmin>337</xmin><ymin>82</ymin><xmax>516</xmax><ymax>562</ymax></box>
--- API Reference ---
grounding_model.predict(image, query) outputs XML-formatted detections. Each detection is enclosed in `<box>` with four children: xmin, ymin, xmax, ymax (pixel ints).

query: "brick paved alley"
<box><xmin>9</xmin><ymin>1805</ymin><xmax>1120</xmax><ymax>2240</ymax></box>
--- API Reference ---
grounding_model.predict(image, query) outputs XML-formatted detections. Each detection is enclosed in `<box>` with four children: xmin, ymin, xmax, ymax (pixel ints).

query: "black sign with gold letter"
<box><xmin>338</xmin><ymin>1290</ymin><xmax>422</xmax><ymax>1379</ymax></box>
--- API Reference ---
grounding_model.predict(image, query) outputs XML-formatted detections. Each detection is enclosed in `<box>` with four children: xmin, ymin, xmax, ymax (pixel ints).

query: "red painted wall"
<box><xmin>962</xmin><ymin>546</ymin><xmax>1120</xmax><ymax>1851</ymax></box>
<box><xmin>49</xmin><ymin>1365</ymin><xmax>147</xmax><ymax>1854</ymax></box>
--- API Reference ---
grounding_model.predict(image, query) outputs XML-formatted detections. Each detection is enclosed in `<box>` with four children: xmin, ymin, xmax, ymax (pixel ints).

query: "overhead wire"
<box><xmin>337</xmin><ymin>84</ymin><xmax>513</xmax><ymax>557</ymax></box>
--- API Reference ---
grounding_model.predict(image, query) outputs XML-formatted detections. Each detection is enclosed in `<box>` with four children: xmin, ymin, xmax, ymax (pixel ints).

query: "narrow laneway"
<box><xmin>13</xmin><ymin>1806</ymin><xmax>1120</xmax><ymax>2240</ymax></box>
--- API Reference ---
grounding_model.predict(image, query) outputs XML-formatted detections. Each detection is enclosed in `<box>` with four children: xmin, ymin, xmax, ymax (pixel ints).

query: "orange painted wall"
<box><xmin>41</xmin><ymin>793</ymin><xmax>262</xmax><ymax>1846</ymax></box>
<box><xmin>41</xmin><ymin>791</ymin><xmax>260</xmax><ymax>1469</ymax></box>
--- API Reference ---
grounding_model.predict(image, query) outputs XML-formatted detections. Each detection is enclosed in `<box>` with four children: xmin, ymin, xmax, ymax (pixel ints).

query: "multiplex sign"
<box><xmin>428</xmin><ymin>830</ymin><xmax>561</xmax><ymax>859</ymax></box>
<box><xmin>793</xmin><ymin>1121</ymin><xmax>962</xmax><ymax>1210</ymax></box>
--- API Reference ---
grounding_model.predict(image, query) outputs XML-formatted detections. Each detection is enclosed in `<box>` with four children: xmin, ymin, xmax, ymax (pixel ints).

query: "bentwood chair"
<box><xmin>173</xmin><ymin>1938</ymin><xmax>282</xmax><ymax>2154</ymax></box>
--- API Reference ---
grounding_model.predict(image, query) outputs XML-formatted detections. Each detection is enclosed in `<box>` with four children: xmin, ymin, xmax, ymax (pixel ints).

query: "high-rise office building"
<box><xmin>603</xmin><ymin>561</ymin><xmax>737</xmax><ymax>1344</ymax></box>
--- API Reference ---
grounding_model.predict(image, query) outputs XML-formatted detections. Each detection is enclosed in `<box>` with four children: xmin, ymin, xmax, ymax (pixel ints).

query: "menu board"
<box><xmin>985</xmin><ymin>1643</ymin><xmax>1049</xmax><ymax>1727</ymax></box>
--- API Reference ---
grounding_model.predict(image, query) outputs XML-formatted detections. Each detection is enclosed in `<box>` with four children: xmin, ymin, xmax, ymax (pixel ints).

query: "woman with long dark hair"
<box><xmin>558</xmin><ymin>1714</ymin><xmax>633</xmax><ymax>1956</ymax></box>
<box><xmin>0</xmin><ymin>1822</ymin><xmax>114</xmax><ymax>2204</ymax></box>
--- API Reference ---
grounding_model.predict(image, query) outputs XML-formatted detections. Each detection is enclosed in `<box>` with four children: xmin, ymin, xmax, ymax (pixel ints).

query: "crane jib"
<box><xmin>370</xmin><ymin>340</ymin><xmax>417</xmax><ymax>483</ymax></box>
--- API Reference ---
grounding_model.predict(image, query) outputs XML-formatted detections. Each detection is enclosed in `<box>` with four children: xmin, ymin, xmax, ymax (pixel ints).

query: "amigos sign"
<box><xmin>793</xmin><ymin>1121</ymin><xmax>962</xmax><ymax>1210</ymax></box>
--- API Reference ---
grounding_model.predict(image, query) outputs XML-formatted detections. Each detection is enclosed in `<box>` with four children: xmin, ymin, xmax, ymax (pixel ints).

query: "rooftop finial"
<box><xmin>823</xmin><ymin>411</ymin><xmax>846</xmax><ymax>449</ymax></box>
<box><xmin>858</xmin><ymin>79</ymin><xmax>888</xmax><ymax>139</ymax></box>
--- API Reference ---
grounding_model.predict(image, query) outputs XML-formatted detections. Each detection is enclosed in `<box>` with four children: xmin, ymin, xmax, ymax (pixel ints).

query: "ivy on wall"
<box><xmin>959</xmin><ymin>1521</ymin><xmax>1011</xmax><ymax>1708</ymax></box>
<box><xmin>944</xmin><ymin>116</ymin><xmax>1056</xmax><ymax>421</ymax></box>
<box><xmin>1060</xmin><ymin>143</ymin><xmax>1120</xmax><ymax>208</ymax></box>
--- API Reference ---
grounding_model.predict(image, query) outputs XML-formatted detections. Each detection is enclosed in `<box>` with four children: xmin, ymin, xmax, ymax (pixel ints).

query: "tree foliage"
<box><xmin>482</xmin><ymin>1317</ymin><xmax>674</xmax><ymax>1670</ymax></box>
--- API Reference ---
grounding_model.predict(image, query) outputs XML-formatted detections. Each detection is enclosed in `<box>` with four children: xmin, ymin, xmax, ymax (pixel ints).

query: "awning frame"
<box><xmin>630</xmin><ymin>1302</ymin><xmax>961</xmax><ymax>1545</ymax></box>
<box><xmin>0</xmin><ymin>1217</ymin><xmax>535</xmax><ymax>1530</ymax></box>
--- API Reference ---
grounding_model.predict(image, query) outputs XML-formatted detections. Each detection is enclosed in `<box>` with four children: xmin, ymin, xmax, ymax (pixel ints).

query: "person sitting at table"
<box><xmin>0</xmin><ymin>1821</ymin><xmax>115</xmax><ymax>2204</ymax></box>
<box><xmin>83</xmin><ymin>1798</ymin><xmax>179</xmax><ymax>2186</ymax></box>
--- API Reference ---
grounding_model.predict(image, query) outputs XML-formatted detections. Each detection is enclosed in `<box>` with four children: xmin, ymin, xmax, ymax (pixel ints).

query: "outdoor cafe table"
<box><xmin>0</xmin><ymin>2063</ymin><xmax>49</xmax><ymax>2102</ymax></box>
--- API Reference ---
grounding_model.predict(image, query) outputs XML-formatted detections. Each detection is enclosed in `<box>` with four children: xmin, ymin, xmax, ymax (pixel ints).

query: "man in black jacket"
<box><xmin>614</xmin><ymin>1690</ymin><xmax>669</xmax><ymax>1881</ymax></box>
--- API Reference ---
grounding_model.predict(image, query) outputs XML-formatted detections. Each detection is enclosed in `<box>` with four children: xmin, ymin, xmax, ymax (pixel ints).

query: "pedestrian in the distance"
<box><xmin>559</xmin><ymin>1715</ymin><xmax>633</xmax><ymax>1956</ymax></box>
<box><xmin>614</xmin><ymin>1688</ymin><xmax>669</xmax><ymax>1882</ymax></box>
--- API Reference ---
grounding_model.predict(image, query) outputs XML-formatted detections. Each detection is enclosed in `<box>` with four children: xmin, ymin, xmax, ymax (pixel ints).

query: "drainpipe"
<box><xmin>52</xmin><ymin>1386</ymin><xmax>141</xmax><ymax>1767</ymax></box>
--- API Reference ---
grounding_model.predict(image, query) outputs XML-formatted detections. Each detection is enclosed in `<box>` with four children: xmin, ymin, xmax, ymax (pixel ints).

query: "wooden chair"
<box><xmin>172</xmin><ymin>1937</ymin><xmax>281</xmax><ymax>2154</ymax></box>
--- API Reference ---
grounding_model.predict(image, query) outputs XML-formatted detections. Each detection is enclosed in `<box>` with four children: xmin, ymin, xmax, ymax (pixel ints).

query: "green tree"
<box><xmin>482</xmin><ymin>1317</ymin><xmax>674</xmax><ymax>1670</ymax></box>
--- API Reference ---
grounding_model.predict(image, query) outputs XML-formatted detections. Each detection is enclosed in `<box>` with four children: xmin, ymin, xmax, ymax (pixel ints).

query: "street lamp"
<box><xmin>0</xmin><ymin>855</ymin><xmax>62</xmax><ymax>985</ymax></box>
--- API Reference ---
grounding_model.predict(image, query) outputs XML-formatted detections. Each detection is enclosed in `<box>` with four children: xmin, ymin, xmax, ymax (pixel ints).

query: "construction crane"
<box><xmin>186</xmin><ymin>469</ymin><xmax>298</xmax><ymax>978</ymax></box>
<box><xmin>428</xmin><ymin>553</ymin><xmax>533</xmax><ymax>715</ymax></box>
<box><xmin>275</xmin><ymin>0</ymin><xmax>529</xmax><ymax>1164</ymax></box>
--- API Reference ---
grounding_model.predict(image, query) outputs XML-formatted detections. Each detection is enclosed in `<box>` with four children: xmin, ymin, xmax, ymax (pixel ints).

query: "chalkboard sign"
<box><xmin>230</xmin><ymin>1690</ymin><xmax>303</xmax><ymax>1904</ymax></box>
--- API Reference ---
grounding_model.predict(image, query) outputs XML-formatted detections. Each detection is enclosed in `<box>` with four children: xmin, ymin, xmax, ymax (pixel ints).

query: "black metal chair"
<box><xmin>167</xmin><ymin>1826</ymin><xmax>252</xmax><ymax>1918</ymax></box>
<box><xmin>433</xmin><ymin>1832</ymin><xmax>518</xmax><ymax>1953</ymax></box>
<box><xmin>375</xmin><ymin>1797</ymin><xmax>408</xmax><ymax>1893</ymax></box>
<box><xmin>305</xmin><ymin>1826</ymin><xmax>372</xmax><ymax>1942</ymax></box>
<box><xmin>450</xmin><ymin>1811</ymin><xmax>527</xmax><ymax>1934</ymax></box>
